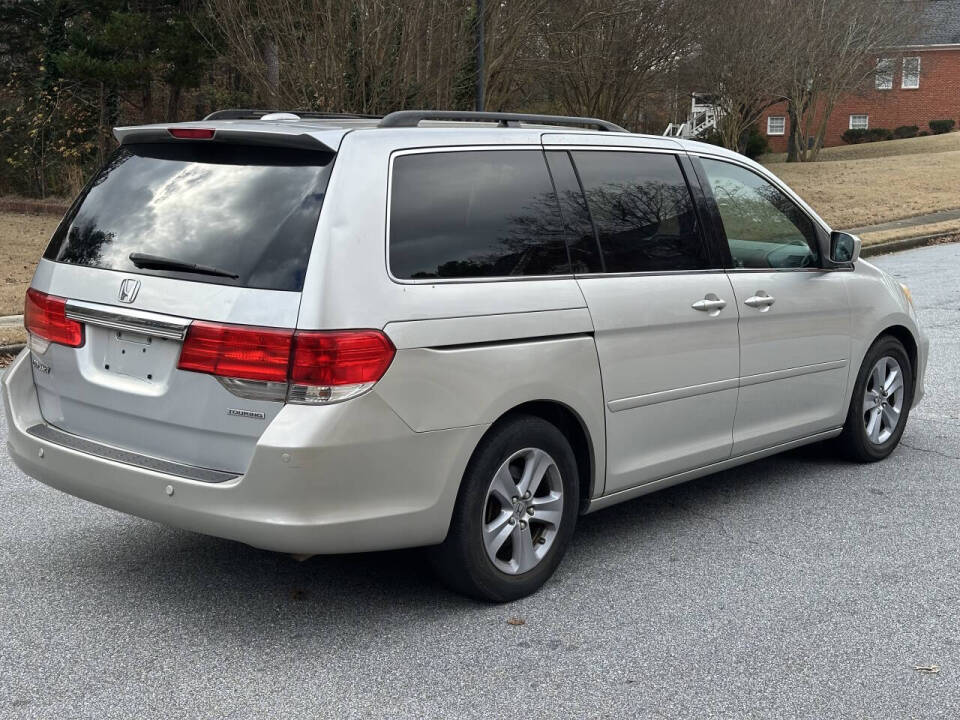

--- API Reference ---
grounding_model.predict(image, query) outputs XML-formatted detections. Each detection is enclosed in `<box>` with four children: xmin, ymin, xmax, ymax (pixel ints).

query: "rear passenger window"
<box><xmin>572</xmin><ymin>151</ymin><xmax>708</xmax><ymax>273</ymax></box>
<box><xmin>389</xmin><ymin>150</ymin><xmax>569</xmax><ymax>279</ymax></box>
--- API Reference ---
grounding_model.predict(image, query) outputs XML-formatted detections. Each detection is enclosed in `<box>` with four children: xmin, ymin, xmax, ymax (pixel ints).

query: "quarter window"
<box><xmin>849</xmin><ymin>114</ymin><xmax>869</xmax><ymax>130</ymax></box>
<box><xmin>571</xmin><ymin>151</ymin><xmax>708</xmax><ymax>273</ymax></box>
<box><xmin>767</xmin><ymin>116</ymin><xmax>786</xmax><ymax>136</ymax></box>
<box><xmin>700</xmin><ymin>158</ymin><xmax>819</xmax><ymax>270</ymax></box>
<box><xmin>389</xmin><ymin>150</ymin><xmax>569</xmax><ymax>280</ymax></box>
<box><xmin>902</xmin><ymin>56</ymin><xmax>921</xmax><ymax>89</ymax></box>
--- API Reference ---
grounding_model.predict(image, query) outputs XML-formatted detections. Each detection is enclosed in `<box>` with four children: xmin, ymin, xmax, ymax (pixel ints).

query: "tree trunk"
<box><xmin>166</xmin><ymin>84</ymin><xmax>182</xmax><ymax>122</ymax></box>
<box><xmin>264</xmin><ymin>39</ymin><xmax>279</xmax><ymax>107</ymax></box>
<box><xmin>787</xmin><ymin>101</ymin><xmax>800</xmax><ymax>163</ymax></box>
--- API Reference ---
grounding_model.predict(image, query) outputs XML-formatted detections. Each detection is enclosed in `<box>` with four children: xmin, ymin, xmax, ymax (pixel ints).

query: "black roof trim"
<box><xmin>378</xmin><ymin>110</ymin><xmax>628</xmax><ymax>133</ymax></box>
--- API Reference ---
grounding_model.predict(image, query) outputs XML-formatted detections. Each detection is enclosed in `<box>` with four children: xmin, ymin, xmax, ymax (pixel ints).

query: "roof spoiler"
<box><xmin>112</xmin><ymin>125</ymin><xmax>336</xmax><ymax>153</ymax></box>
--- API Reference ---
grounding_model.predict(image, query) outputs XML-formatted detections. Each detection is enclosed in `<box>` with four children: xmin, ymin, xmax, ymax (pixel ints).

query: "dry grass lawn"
<box><xmin>765</xmin><ymin>149</ymin><xmax>960</xmax><ymax>229</ymax></box>
<box><xmin>760</xmin><ymin>130</ymin><xmax>960</xmax><ymax>163</ymax></box>
<box><xmin>1</xmin><ymin>212</ymin><xmax>56</xmax><ymax>319</ymax></box>
<box><xmin>860</xmin><ymin>219</ymin><xmax>960</xmax><ymax>245</ymax></box>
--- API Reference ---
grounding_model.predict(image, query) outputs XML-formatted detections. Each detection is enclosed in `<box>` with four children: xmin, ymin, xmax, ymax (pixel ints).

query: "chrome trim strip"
<box><xmin>608</xmin><ymin>377</ymin><xmax>739</xmax><ymax>412</ymax></box>
<box><xmin>607</xmin><ymin>360</ymin><xmax>848</xmax><ymax>413</ymax></box>
<box><xmin>585</xmin><ymin>428</ymin><xmax>844</xmax><ymax>512</ymax></box>
<box><xmin>26</xmin><ymin>423</ymin><xmax>238</xmax><ymax>484</ymax></box>
<box><xmin>739</xmin><ymin>360</ymin><xmax>848</xmax><ymax>388</ymax></box>
<box><xmin>65</xmin><ymin>300</ymin><xmax>191</xmax><ymax>340</ymax></box>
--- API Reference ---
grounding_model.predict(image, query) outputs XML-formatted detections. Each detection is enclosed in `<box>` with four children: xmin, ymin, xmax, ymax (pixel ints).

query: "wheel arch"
<box><xmin>486</xmin><ymin>400</ymin><xmax>599</xmax><ymax>514</ymax></box>
<box><xmin>873</xmin><ymin>324</ymin><xmax>919</xmax><ymax>391</ymax></box>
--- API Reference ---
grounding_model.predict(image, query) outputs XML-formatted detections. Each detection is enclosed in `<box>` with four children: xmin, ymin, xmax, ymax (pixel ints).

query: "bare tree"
<box><xmin>204</xmin><ymin>0</ymin><xmax>470</xmax><ymax>113</ymax></box>
<box><xmin>780</xmin><ymin>0</ymin><xmax>924</xmax><ymax>161</ymax></box>
<box><xmin>534</xmin><ymin>0</ymin><xmax>705</xmax><ymax>129</ymax></box>
<box><xmin>693</xmin><ymin>0</ymin><xmax>786</xmax><ymax>152</ymax></box>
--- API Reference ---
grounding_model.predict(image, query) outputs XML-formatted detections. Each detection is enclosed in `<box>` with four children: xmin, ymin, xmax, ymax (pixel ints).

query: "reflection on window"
<box><xmin>572</xmin><ymin>151</ymin><xmax>707</xmax><ymax>273</ymax></box>
<box><xmin>545</xmin><ymin>151</ymin><xmax>603</xmax><ymax>273</ymax></box>
<box><xmin>44</xmin><ymin>144</ymin><xmax>332</xmax><ymax>291</ymax></box>
<box><xmin>700</xmin><ymin>158</ymin><xmax>818</xmax><ymax>269</ymax></box>
<box><xmin>389</xmin><ymin>150</ymin><xmax>569</xmax><ymax>279</ymax></box>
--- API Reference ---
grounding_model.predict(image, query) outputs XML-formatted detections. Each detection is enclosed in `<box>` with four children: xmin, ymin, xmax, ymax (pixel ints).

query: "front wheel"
<box><xmin>429</xmin><ymin>415</ymin><xmax>580</xmax><ymax>602</ymax></box>
<box><xmin>836</xmin><ymin>336</ymin><xmax>913</xmax><ymax>462</ymax></box>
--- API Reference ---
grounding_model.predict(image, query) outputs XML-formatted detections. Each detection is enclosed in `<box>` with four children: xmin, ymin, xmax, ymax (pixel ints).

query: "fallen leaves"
<box><xmin>506</xmin><ymin>618</ymin><xmax>525</xmax><ymax>627</ymax></box>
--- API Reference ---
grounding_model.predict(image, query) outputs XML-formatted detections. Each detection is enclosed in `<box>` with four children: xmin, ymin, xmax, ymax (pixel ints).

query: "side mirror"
<box><xmin>829</xmin><ymin>231</ymin><xmax>861</xmax><ymax>264</ymax></box>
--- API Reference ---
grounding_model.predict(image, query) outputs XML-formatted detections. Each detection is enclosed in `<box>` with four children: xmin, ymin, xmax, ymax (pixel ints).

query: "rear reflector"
<box><xmin>177</xmin><ymin>322</ymin><xmax>396</xmax><ymax>404</ymax></box>
<box><xmin>24</xmin><ymin>288</ymin><xmax>84</xmax><ymax>348</ymax></box>
<box><xmin>168</xmin><ymin>128</ymin><xmax>215</xmax><ymax>139</ymax></box>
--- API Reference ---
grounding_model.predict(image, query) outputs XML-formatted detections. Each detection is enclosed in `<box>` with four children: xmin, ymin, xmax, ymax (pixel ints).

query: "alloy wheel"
<box><xmin>863</xmin><ymin>356</ymin><xmax>905</xmax><ymax>445</ymax></box>
<box><xmin>481</xmin><ymin>448</ymin><xmax>564</xmax><ymax>575</ymax></box>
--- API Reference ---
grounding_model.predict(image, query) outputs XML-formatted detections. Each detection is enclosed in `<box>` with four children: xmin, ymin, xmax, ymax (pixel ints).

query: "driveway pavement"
<box><xmin>1</xmin><ymin>243</ymin><xmax>959</xmax><ymax>719</ymax></box>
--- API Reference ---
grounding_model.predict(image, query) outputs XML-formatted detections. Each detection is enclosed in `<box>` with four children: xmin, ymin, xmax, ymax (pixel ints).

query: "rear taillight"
<box><xmin>177</xmin><ymin>322</ymin><xmax>292</xmax><ymax>383</ymax></box>
<box><xmin>24</xmin><ymin>288</ymin><xmax>84</xmax><ymax>350</ymax></box>
<box><xmin>177</xmin><ymin>322</ymin><xmax>396</xmax><ymax>404</ymax></box>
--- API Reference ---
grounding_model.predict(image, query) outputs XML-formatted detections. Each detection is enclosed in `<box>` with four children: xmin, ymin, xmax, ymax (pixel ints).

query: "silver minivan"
<box><xmin>3</xmin><ymin>110</ymin><xmax>928</xmax><ymax>601</ymax></box>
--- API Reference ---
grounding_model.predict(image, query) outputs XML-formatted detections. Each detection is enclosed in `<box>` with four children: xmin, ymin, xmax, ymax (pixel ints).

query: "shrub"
<box><xmin>842</xmin><ymin>128</ymin><xmax>892</xmax><ymax>144</ymax></box>
<box><xmin>893</xmin><ymin>125</ymin><xmax>919</xmax><ymax>139</ymax></box>
<box><xmin>929</xmin><ymin>119</ymin><xmax>956</xmax><ymax>135</ymax></box>
<box><xmin>918</xmin><ymin>130</ymin><xmax>930</xmax><ymax>137</ymax></box>
<box><xmin>842</xmin><ymin>128</ymin><xmax>870</xmax><ymax>144</ymax></box>
<box><xmin>741</xmin><ymin>125</ymin><xmax>770</xmax><ymax>160</ymax></box>
<box><xmin>693</xmin><ymin>125</ymin><xmax>768</xmax><ymax>159</ymax></box>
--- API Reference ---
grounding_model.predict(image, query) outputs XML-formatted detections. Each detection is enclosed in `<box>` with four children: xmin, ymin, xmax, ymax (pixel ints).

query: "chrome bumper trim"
<box><xmin>26</xmin><ymin>423</ymin><xmax>237</xmax><ymax>484</ymax></box>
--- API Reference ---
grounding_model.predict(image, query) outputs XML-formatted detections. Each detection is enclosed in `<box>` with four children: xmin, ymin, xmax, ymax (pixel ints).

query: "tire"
<box><xmin>836</xmin><ymin>335</ymin><xmax>914</xmax><ymax>462</ymax></box>
<box><xmin>429</xmin><ymin>415</ymin><xmax>580</xmax><ymax>602</ymax></box>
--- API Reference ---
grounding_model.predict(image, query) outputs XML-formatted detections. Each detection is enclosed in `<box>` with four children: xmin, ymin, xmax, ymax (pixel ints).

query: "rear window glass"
<box><xmin>572</xmin><ymin>151</ymin><xmax>708</xmax><ymax>273</ymax></box>
<box><xmin>44</xmin><ymin>143</ymin><xmax>333</xmax><ymax>291</ymax></box>
<box><xmin>389</xmin><ymin>150</ymin><xmax>569</xmax><ymax>279</ymax></box>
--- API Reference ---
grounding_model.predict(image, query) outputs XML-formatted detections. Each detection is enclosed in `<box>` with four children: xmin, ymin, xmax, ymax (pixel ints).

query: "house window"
<box><xmin>876</xmin><ymin>58</ymin><xmax>893</xmax><ymax>90</ymax></box>
<box><xmin>767</xmin><ymin>116</ymin><xmax>786</xmax><ymax>136</ymax></box>
<box><xmin>902</xmin><ymin>57</ymin><xmax>921</xmax><ymax>89</ymax></box>
<box><xmin>849</xmin><ymin>114</ymin><xmax>869</xmax><ymax>130</ymax></box>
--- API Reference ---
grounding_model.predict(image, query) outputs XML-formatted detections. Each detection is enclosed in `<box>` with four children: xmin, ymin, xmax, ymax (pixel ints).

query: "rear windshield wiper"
<box><xmin>129</xmin><ymin>253</ymin><xmax>240</xmax><ymax>279</ymax></box>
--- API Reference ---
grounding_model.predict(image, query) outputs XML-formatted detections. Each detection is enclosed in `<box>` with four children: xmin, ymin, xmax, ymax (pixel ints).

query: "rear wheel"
<box><xmin>836</xmin><ymin>336</ymin><xmax>913</xmax><ymax>462</ymax></box>
<box><xmin>430</xmin><ymin>415</ymin><xmax>579</xmax><ymax>602</ymax></box>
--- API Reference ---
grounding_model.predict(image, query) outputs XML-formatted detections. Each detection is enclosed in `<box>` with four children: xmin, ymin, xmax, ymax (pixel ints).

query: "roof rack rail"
<box><xmin>203</xmin><ymin>108</ymin><xmax>381</xmax><ymax>121</ymax></box>
<box><xmin>378</xmin><ymin>110</ymin><xmax>628</xmax><ymax>133</ymax></box>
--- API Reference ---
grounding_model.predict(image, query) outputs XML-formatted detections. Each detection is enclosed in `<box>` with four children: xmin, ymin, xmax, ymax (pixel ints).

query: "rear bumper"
<box><xmin>3</xmin><ymin>349</ymin><xmax>486</xmax><ymax>554</ymax></box>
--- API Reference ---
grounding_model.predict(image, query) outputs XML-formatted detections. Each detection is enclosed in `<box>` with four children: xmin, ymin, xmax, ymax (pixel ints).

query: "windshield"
<box><xmin>44</xmin><ymin>142</ymin><xmax>334</xmax><ymax>291</ymax></box>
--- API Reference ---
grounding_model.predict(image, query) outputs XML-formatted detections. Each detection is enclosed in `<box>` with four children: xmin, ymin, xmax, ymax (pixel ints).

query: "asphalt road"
<box><xmin>2</xmin><ymin>243</ymin><xmax>959</xmax><ymax>719</ymax></box>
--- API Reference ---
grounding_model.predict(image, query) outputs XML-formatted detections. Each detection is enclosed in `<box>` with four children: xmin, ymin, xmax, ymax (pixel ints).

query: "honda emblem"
<box><xmin>118</xmin><ymin>278</ymin><xmax>141</xmax><ymax>303</ymax></box>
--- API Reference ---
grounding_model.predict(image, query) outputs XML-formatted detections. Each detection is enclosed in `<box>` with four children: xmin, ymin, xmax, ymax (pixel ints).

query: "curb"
<box><xmin>0</xmin><ymin>313</ymin><xmax>24</xmax><ymax>327</ymax></box>
<box><xmin>861</xmin><ymin>230</ymin><xmax>960</xmax><ymax>258</ymax></box>
<box><xmin>0</xmin><ymin>343</ymin><xmax>25</xmax><ymax>355</ymax></box>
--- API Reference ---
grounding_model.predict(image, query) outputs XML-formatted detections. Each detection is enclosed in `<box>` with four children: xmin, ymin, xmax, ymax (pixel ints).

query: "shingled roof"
<box><xmin>911</xmin><ymin>0</ymin><xmax>960</xmax><ymax>45</ymax></box>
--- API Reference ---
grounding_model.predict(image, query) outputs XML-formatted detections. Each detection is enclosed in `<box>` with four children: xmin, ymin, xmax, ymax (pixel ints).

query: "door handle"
<box><xmin>692</xmin><ymin>294</ymin><xmax>727</xmax><ymax>315</ymax></box>
<box><xmin>744</xmin><ymin>292</ymin><xmax>776</xmax><ymax>310</ymax></box>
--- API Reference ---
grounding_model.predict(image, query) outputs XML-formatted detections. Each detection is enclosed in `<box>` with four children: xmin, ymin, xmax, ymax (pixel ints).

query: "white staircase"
<box><xmin>663</xmin><ymin>94</ymin><xmax>721</xmax><ymax>139</ymax></box>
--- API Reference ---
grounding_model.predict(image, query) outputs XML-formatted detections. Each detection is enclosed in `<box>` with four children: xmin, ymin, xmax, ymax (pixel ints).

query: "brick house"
<box><xmin>759</xmin><ymin>0</ymin><xmax>960</xmax><ymax>152</ymax></box>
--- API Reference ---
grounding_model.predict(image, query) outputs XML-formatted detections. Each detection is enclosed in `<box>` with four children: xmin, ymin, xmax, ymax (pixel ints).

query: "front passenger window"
<box><xmin>700</xmin><ymin>158</ymin><xmax>819</xmax><ymax>269</ymax></box>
